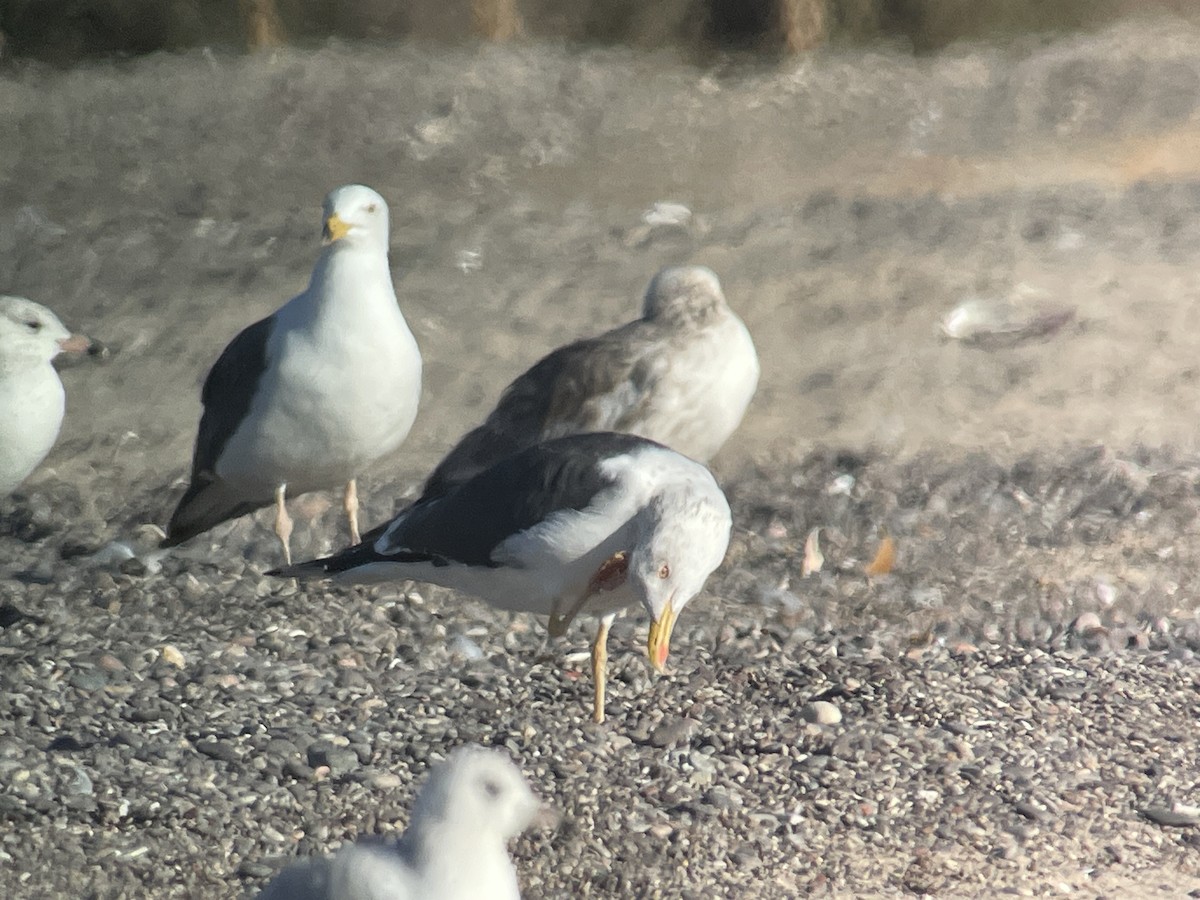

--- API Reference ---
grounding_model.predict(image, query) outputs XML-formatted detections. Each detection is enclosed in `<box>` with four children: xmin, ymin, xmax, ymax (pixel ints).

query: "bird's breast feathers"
<box><xmin>213</xmin><ymin>297</ymin><xmax>420</xmax><ymax>487</ymax></box>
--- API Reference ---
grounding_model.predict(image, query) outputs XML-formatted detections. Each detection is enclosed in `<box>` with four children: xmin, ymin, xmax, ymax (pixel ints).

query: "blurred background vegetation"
<box><xmin>1</xmin><ymin>0</ymin><xmax>1199</xmax><ymax>63</ymax></box>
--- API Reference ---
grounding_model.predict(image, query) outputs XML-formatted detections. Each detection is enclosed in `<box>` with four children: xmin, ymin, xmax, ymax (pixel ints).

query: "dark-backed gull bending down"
<box><xmin>419</xmin><ymin>264</ymin><xmax>757</xmax><ymax>500</ymax></box>
<box><xmin>162</xmin><ymin>184</ymin><xmax>422</xmax><ymax>563</ymax></box>
<box><xmin>272</xmin><ymin>432</ymin><xmax>732</xmax><ymax>723</ymax></box>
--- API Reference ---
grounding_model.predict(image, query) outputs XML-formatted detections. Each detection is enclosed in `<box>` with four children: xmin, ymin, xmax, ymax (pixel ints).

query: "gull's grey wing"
<box><xmin>255</xmin><ymin>839</ymin><xmax>415</xmax><ymax>900</ymax></box>
<box><xmin>255</xmin><ymin>855</ymin><xmax>334</xmax><ymax>900</ymax></box>
<box><xmin>275</xmin><ymin>432</ymin><xmax>654</xmax><ymax>577</ymax></box>
<box><xmin>420</xmin><ymin>322</ymin><xmax>663</xmax><ymax>500</ymax></box>
<box><xmin>162</xmin><ymin>314</ymin><xmax>275</xmax><ymax>546</ymax></box>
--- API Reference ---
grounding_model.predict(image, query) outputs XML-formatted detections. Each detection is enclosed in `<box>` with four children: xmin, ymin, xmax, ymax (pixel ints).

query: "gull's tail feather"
<box><xmin>162</xmin><ymin>475</ymin><xmax>270</xmax><ymax>548</ymax></box>
<box><xmin>267</xmin><ymin>538</ymin><xmax>412</xmax><ymax>579</ymax></box>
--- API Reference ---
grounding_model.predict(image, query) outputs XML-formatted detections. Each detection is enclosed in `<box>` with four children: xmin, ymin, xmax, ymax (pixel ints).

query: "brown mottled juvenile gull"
<box><xmin>272</xmin><ymin>432</ymin><xmax>732</xmax><ymax>723</ymax></box>
<box><xmin>418</xmin><ymin>264</ymin><xmax>757</xmax><ymax>501</ymax></box>
<box><xmin>0</xmin><ymin>296</ymin><xmax>93</xmax><ymax>495</ymax></box>
<box><xmin>162</xmin><ymin>184</ymin><xmax>422</xmax><ymax>563</ymax></box>
<box><xmin>255</xmin><ymin>746</ymin><xmax>541</xmax><ymax>900</ymax></box>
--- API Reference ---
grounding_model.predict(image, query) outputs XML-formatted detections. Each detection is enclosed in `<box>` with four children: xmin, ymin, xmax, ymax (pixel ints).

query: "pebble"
<box><xmin>368</xmin><ymin>771</ymin><xmax>404</xmax><ymax>790</ymax></box>
<box><xmin>195</xmin><ymin>741</ymin><xmax>240</xmax><ymax>764</ymax></box>
<box><xmin>306</xmin><ymin>742</ymin><xmax>359</xmax><ymax>774</ymax></box>
<box><xmin>160</xmin><ymin>646</ymin><xmax>186</xmax><ymax>668</ymax></box>
<box><xmin>1141</xmin><ymin>806</ymin><xmax>1200</xmax><ymax>827</ymax></box>
<box><xmin>648</xmin><ymin>717</ymin><xmax>701</xmax><ymax>748</ymax></box>
<box><xmin>800</xmin><ymin>701</ymin><xmax>843</xmax><ymax>725</ymax></box>
<box><xmin>283</xmin><ymin>759</ymin><xmax>315</xmax><ymax>781</ymax></box>
<box><xmin>5</xmin><ymin>369</ymin><xmax>1200</xmax><ymax>900</ymax></box>
<box><xmin>69</xmin><ymin>670</ymin><xmax>107</xmax><ymax>692</ymax></box>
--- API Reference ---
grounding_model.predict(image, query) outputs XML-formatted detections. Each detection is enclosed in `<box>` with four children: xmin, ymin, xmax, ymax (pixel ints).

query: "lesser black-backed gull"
<box><xmin>256</xmin><ymin>745</ymin><xmax>541</xmax><ymax>900</ymax></box>
<box><xmin>0</xmin><ymin>296</ymin><xmax>93</xmax><ymax>495</ymax></box>
<box><xmin>162</xmin><ymin>184</ymin><xmax>422</xmax><ymax>562</ymax></box>
<box><xmin>273</xmin><ymin>432</ymin><xmax>732</xmax><ymax>722</ymax></box>
<box><xmin>418</xmin><ymin>264</ymin><xmax>757</xmax><ymax>500</ymax></box>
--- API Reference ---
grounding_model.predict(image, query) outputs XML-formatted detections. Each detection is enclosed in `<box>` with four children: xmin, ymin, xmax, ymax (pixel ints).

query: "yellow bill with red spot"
<box><xmin>646</xmin><ymin>598</ymin><xmax>677</xmax><ymax>674</ymax></box>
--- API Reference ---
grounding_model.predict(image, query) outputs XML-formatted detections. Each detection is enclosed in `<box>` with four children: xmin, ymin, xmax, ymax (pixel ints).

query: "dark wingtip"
<box><xmin>266</xmin><ymin>560</ymin><xmax>329</xmax><ymax>579</ymax></box>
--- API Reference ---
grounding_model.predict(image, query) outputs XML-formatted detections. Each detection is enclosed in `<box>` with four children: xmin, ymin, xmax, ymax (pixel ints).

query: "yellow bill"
<box><xmin>322</xmin><ymin>212</ymin><xmax>351</xmax><ymax>244</ymax></box>
<box><xmin>646</xmin><ymin>599</ymin><xmax>677</xmax><ymax>674</ymax></box>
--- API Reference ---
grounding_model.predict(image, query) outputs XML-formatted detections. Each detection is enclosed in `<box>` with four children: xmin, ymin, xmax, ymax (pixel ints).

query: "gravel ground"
<box><xmin>6</xmin><ymin>449</ymin><xmax>1200</xmax><ymax>897</ymax></box>
<box><xmin>6</xmin><ymin>18</ymin><xmax>1200</xmax><ymax>899</ymax></box>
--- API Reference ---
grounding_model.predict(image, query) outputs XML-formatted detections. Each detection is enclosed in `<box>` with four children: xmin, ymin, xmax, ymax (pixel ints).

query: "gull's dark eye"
<box><xmin>482</xmin><ymin>777</ymin><xmax>502</xmax><ymax>800</ymax></box>
<box><xmin>658</xmin><ymin>563</ymin><xmax>670</xmax><ymax>579</ymax></box>
<box><xmin>366</xmin><ymin>203</ymin><xmax>378</xmax><ymax>214</ymax></box>
<box><xmin>25</xmin><ymin>319</ymin><xmax>42</xmax><ymax>332</ymax></box>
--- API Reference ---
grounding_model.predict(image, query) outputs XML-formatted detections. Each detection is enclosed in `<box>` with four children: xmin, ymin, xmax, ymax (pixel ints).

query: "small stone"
<box><xmin>160</xmin><ymin>645</ymin><xmax>185</xmax><ymax>668</ymax></box>
<box><xmin>1142</xmin><ymin>806</ymin><xmax>1200</xmax><ymax>827</ymax></box>
<box><xmin>648</xmin><ymin>717</ymin><xmax>701</xmax><ymax>749</ymax></box>
<box><xmin>801</xmin><ymin>701</ymin><xmax>843</xmax><ymax>725</ymax></box>
<box><xmin>307</xmin><ymin>741</ymin><xmax>359</xmax><ymax>774</ymax></box>
<box><xmin>1013</xmin><ymin>801</ymin><xmax>1050</xmax><ymax>823</ymax></box>
<box><xmin>69</xmin><ymin>670</ymin><xmax>107</xmax><ymax>692</ymax></box>
<box><xmin>195</xmin><ymin>741</ymin><xmax>239</xmax><ymax>764</ymax></box>
<box><xmin>283</xmin><ymin>759</ymin><xmax>315</xmax><ymax>780</ymax></box>
<box><xmin>366</xmin><ymin>771</ymin><xmax>402</xmax><ymax>790</ymax></box>
<box><xmin>66</xmin><ymin>766</ymin><xmax>93</xmax><ymax>796</ymax></box>
<box><xmin>703</xmin><ymin>787</ymin><xmax>742</xmax><ymax>811</ymax></box>
<box><xmin>237</xmin><ymin>860</ymin><xmax>276</xmax><ymax>878</ymax></box>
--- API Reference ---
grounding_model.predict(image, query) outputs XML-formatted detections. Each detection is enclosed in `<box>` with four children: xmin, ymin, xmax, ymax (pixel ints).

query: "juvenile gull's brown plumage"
<box><xmin>418</xmin><ymin>264</ymin><xmax>757</xmax><ymax>501</ymax></box>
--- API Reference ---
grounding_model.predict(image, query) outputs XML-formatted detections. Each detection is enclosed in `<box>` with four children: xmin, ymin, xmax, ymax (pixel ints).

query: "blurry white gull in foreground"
<box><xmin>0</xmin><ymin>296</ymin><xmax>93</xmax><ymax>495</ymax></box>
<box><xmin>272</xmin><ymin>432</ymin><xmax>732</xmax><ymax>722</ymax></box>
<box><xmin>162</xmin><ymin>184</ymin><xmax>422</xmax><ymax>562</ymax></box>
<box><xmin>256</xmin><ymin>745</ymin><xmax>541</xmax><ymax>900</ymax></box>
<box><xmin>418</xmin><ymin>264</ymin><xmax>758</xmax><ymax>500</ymax></box>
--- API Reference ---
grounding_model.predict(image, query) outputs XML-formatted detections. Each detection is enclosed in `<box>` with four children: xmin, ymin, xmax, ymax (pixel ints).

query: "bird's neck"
<box><xmin>310</xmin><ymin>242</ymin><xmax>391</xmax><ymax>289</ymax></box>
<box><xmin>306</xmin><ymin>244</ymin><xmax>398</xmax><ymax>318</ymax></box>
<box><xmin>411</xmin><ymin>824</ymin><xmax>517</xmax><ymax>896</ymax></box>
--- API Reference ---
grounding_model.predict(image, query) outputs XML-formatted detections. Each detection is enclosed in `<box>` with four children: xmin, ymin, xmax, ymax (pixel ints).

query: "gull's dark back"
<box><xmin>315</xmin><ymin>433</ymin><xmax>655</xmax><ymax>575</ymax></box>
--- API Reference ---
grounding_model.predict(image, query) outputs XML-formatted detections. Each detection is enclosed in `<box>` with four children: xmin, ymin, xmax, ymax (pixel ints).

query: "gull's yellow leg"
<box><xmin>274</xmin><ymin>483</ymin><xmax>293</xmax><ymax>565</ymax></box>
<box><xmin>591</xmin><ymin>613</ymin><xmax>616</xmax><ymax>724</ymax></box>
<box><xmin>344</xmin><ymin>478</ymin><xmax>361</xmax><ymax>545</ymax></box>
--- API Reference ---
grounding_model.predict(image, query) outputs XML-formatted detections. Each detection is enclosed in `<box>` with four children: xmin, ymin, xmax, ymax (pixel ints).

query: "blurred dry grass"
<box><xmin>2</xmin><ymin>0</ymin><xmax>1199</xmax><ymax>62</ymax></box>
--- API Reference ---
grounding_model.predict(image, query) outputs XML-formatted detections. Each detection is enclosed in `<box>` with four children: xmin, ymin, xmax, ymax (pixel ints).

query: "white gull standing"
<box><xmin>162</xmin><ymin>184</ymin><xmax>422</xmax><ymax>563</ymax></box>
<box><xmin>255</xmin><ymin>745</ymin><xmax>542</xmax><ymax>900</ymax></box>
<box><xmin>418</xmin><ymin>264</ymin><xmax>758</xmax><ymax>500</ymax></box>
<box><xmin>0</xmin><ymin>296</ymin><xmax>93</xmax><ymax>495</ymax></box>
<box><xmin>273</xmin><ymin>432</ymin><xmax>732</xmax><ymax>723</ymax></box>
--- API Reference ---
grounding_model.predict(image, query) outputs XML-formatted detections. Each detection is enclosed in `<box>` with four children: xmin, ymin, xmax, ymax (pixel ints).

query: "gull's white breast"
<box><xmin>0</xmin><ymin>363</ymin><xmax>65</xmax><ymax>494</ymax></box>
<box><xmin>217</xmin><ymin>253</ymin><xmax>422</xmax><ymax>492</ymax></box>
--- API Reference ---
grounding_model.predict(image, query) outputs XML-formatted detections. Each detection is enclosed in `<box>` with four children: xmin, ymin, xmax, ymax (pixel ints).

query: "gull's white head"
<box><xmin>642</xmin><ymin>265</ymin><xmax>727</xmax><ymax>324</ymax></box>
<box><xmin>410</xmin><ymin>746</ymin><xmax>541</xmax><ymax>843</ymax></box>
<box><xmin>630</xmin><ymin>467</ymin><xmax>733</xmax><ymax>673</ymax></box>
<box><xmin>0</xmin><ymin>296</ymin><xmax>82</xmax><ymax>371</ymax></box>
<box><xmin>321</xmin><ymin>184</ymin><xmax>390</xmax><ymax>255</ymax></box>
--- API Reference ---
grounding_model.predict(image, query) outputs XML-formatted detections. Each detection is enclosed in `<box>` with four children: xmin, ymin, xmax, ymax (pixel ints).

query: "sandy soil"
<box><xmin>5</xmin><ymin>18</ymin><xmax>1200</xmax><ymax>898</ymax></box>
